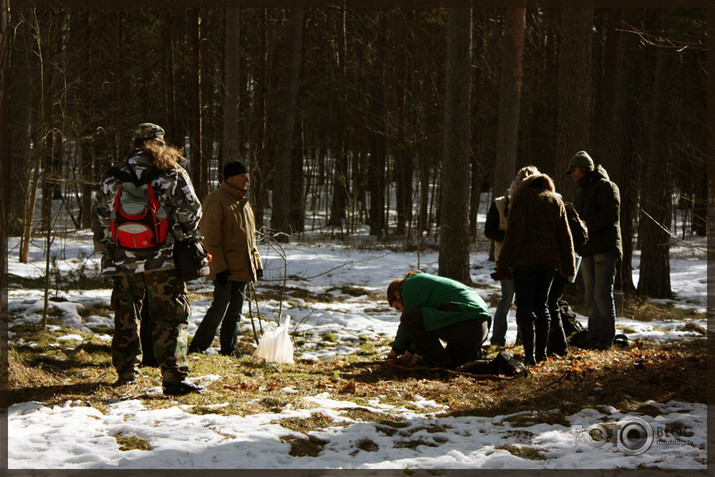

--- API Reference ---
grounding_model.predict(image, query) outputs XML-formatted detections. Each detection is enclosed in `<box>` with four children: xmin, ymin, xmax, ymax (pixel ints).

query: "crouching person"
<box><xmin>385</xmin><ymin>271</ymin><xmax>491</xmax><ymax>369</ymax></box>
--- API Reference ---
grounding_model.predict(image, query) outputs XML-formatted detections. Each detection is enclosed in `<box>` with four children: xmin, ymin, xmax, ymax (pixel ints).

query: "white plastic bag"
<box><xmin>253</xmin><ymin>316</ymin><xmax>294</xmax><ymax>364</ymax></box>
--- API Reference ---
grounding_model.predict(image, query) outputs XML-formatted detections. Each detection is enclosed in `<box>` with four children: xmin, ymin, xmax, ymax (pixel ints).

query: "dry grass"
<box><xmin>7</xmin><ymin>294</ymin><xmax>708</xmax><ymax>437</ymax></box>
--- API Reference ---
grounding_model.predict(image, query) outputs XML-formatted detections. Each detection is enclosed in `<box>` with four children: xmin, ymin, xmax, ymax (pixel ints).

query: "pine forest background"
<box><xmin>2</xmin><ymin>6</ymin><xmax>710</xmax><ymax>300</ymax></box>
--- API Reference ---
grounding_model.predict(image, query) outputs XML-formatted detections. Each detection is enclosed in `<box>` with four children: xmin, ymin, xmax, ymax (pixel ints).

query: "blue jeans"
<box><xmin>581</xmin><ymin>253</ymin><xmax>618</xmax><ymax>349</ymax></box>
<box><xmin>490</xmin><ymin>278</ymin><xmax>515</xmax><ymax>346</ymax></box>
<box><xmin>190</xmin><ymin>280</ymin><xmax>247</xmax><ymax>355</ymax></box>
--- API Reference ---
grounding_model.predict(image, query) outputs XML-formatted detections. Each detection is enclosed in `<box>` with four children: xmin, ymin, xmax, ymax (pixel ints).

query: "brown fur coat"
<box><xmin>495</xmin><ymin>173</ymin><xmax>576</xmax><ymax>276</ymax></box>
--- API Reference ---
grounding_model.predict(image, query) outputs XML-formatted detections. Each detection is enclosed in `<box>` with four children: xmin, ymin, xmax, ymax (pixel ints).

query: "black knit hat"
<box><xmin>223</xmin><ymin>161</ymin><xmax>248</xmax><ymax>181</ymax></box>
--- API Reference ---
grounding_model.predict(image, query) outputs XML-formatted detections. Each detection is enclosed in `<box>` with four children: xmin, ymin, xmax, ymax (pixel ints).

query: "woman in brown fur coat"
<box><xmin>495</xmin><ymin>172</ymin><xmax>576</xmax><ymax>366</ymax></box>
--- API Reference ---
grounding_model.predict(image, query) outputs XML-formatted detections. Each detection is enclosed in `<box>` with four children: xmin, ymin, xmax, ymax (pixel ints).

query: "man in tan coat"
<box><xmin>189</xmin><ymin>161</ymin><xmax>263</xmax><ymax>356</ymax></box>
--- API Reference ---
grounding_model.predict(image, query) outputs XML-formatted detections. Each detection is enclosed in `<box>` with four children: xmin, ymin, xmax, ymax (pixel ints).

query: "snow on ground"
<box><xmin>5</xmin><ymin>229</ymin><xmax>709</xmax><ymax>469</ymax></box>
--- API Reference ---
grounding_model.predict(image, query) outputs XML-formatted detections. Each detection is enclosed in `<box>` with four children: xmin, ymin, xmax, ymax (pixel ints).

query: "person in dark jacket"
<box><xmin>484</xmin><ymin>166</ymin><xmax>539</xmax><ymax>347</ymax></box>
<box><xmin>495</xmin><ymin>173</ymin><xmax>576</xmax><ymax>366</ymax></box>
<box><xmin>385</xmin><ymin>271</ymin><xmax>491</xmax><ymax>369</ymax></box>
<box><xmin>567</xmin><ymin>150</ymin><xmax>622</xmax><ymax>350</ymax></box>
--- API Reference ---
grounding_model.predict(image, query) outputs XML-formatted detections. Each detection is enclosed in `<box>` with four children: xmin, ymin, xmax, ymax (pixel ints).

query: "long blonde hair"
<box><xmin>141</xmin><ymin>138</ymin><xmax>184</xmax><ymax>171</ymax></box>
<box><xmin>507</xmin><ymin>165</ymin><xmax>539</xmax><ymax>197</ymax></box>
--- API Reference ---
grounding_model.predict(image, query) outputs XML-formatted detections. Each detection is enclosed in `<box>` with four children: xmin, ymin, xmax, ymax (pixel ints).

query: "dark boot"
<box><xmin>163</xmin><ymin>380</ymin><xmax>203</xmax><ymax>396</ymax></box>
<box><xmin>492</xmin><ymin>350</ymin><xmax>528</xmax><ymax>377</ymax></box>
<box><xmin>535</xmin><ymin>320</ymin><xmax>550</xmax><ymax>363</ymax></box>
<box><xmin>547</xmin><ymin>308</ymin><xmax>568</xmax><ymax>357</ymax></box>
<box><xmin>519</xmin><ymin>322</ymin><xmax>536</xmax><ymax>366</ymax></box>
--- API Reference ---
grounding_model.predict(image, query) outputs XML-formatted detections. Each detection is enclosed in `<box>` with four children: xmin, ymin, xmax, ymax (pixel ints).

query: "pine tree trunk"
<box><xmin>223</xmin><ymin>8</ymin><xmax>241</xmax><ymax>171</ymax></box>
<box><xmin>8</xmin><ymin>9</ymin><xmax>33</xmax><ymax>236</ymax></box>
<box><xmin>271</xmin><ymin>8</ymin><xmax>303</xmax><ymax>240</ymax></box>
<box><xmin>609</xmin><ymin>9</ymin><xmax>643</xmax><ymax>293</ymax></box>
<box><xmin>493</xmin><ymin>8</ymin><xmax>525</xmax><ymax>198</ymax></box>
<box><xmin>555</xmin><ymin>8</ymin><xmax>593</xmax><ymax>200</ymax></box>
<box><xmin>368</xmin><ymin>9</ymin><xmax>388</xmax><ymax>237</ymax></box>
<box><xmin>438</xmin><ymin>8</ymin><xmax>472</xmax><ymax>283</ymax></box>
<box><xmin>638</xmin><ymin>15</ymin><xmax>678</xmax><ymax>299</ymax></box>
<box><xmin>1</xmin><ymin>0</ymin><xmax>9</xmax><ymax>298</ymax></box>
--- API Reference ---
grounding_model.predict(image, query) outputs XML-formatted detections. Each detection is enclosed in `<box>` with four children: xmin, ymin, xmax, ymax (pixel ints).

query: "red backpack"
<box><xmin>108</xmin><ymin>164</ymin><xmax>169</xmax><ymax>250</ymax></box>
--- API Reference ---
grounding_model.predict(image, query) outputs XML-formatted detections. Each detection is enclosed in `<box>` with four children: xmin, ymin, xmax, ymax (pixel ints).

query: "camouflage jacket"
<box><xmin>92</xmin><ymin>149</ymin><xmax>202</xmax><ymax>276</ymax></box>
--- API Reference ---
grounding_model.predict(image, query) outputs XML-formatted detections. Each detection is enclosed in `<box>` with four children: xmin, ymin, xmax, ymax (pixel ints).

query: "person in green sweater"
<box><xmin>385</xmin><ymin>271</ymin><xmax>491</xmax><ymax>369</ymax></box>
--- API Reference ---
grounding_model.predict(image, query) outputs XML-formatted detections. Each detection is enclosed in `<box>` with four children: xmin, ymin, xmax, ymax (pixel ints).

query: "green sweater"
<box><xmin>392</xmin><ymin>273</ymin><xmax>490</xmax><ymax>352</ymax></box>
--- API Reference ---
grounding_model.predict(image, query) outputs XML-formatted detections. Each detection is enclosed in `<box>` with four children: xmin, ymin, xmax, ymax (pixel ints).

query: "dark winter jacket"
<box><xmin>392</xmin><ymin>273</ymin><xmax>490</xmax><ymax>353</ymax></box>
<box><xmin>496</xmin><ymin>174</ymin><xmax>576</xmax><ymax>276</ymax></box>
<box><xmin>574</xmin><ymin>165</ymin><xmax>623</xmax><ymax>259</ymax></box>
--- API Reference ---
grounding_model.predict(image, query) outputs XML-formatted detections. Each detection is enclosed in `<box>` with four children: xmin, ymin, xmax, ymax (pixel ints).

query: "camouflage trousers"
<box><xmin>111</xmin><ymin>269</ymin><xmax>190</xmax><ymax>383</ymax></box>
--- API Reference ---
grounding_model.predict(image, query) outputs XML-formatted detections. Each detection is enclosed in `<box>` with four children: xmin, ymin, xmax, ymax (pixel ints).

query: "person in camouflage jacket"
<box><xmin>92</xmin><ymin>123</ymin><xmax>203</xmax><ymax>396</ymax></box>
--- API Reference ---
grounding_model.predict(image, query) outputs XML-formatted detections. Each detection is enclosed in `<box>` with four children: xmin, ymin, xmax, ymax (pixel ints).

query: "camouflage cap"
<box><xmin>133</xmin><ymin>123</ymin><xmax>165</xmax><ymax>141</ymax></box>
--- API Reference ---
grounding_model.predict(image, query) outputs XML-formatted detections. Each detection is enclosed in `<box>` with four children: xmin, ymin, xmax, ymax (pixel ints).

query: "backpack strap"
<box><xmin>107</xmin><ymin>163</ymin><xmax>164</xmax><ymax>186</ymax></box>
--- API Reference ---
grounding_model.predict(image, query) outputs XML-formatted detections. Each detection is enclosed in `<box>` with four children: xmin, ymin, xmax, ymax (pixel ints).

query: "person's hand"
<box><xmin>490</xmin><ymin>267</ymin><xmax>512</xmax><ymax>281</ymax></box>
<box><xmin>385</xmin><ymin>349</ymin><xmax>400</xmax><ymax>365</ymax></box>
<box><xmin>256</xmin><ymin>269</ymin><xmax>263</xmax><ymax>280</ymax></box>
<box><xmin>216</xmin><ymin>269</ymin><xmax>229</xmax><ymax>286</ymax></box>
<box><xmin>397</xmin><ymin>350</ymin><xmax>414</xmax><ymax>365</ymax></box>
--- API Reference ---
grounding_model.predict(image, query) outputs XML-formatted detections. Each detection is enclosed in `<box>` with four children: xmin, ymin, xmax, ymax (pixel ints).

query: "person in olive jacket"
<box><xmin>495</xmin><ymin>173</ymin><xmax>575</xmax><ymax>366</ymax></box>
<box><xmin>567</xmin><ymin>150</ymin><xmax>622</xmax><ymax>350</ymax></box>
<box><xmin>385</xmin><ymin>271</ymin><xmax>491</xmax><ymax>369</ymax></box>
<box><xmin>188</xmin><ymin>161</ymin><xmax>263</xmax><ymax>356</ymax></box>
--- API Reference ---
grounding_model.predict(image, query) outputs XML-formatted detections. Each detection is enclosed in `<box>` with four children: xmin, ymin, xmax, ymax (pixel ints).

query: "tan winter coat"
<box><xmin>200</xmin><ymin>182</ymin><xmax>262</xmax><ymax>282</ymax></box>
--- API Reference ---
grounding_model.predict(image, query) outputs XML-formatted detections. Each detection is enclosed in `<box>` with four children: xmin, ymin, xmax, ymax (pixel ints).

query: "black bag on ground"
<box><xmin>567</xmin><ymin>328</ymin><xmax>590</xmax><ymax>348</ymax></box>
<box><xmin>174</xmin><ymin>239</ymin><xmax>211</xmax><ymax>282</ymax></box>
<box><xmin>558</xmin><ymin>299</ymin><xmax>584</xmax><ymax>337</ymax></box>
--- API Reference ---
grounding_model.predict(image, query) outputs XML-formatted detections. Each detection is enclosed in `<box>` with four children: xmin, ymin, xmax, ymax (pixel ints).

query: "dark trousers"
<box><xmin>546</xmin><ymin>273</ymin><xmax>569</xmax><ymax>355</ymax></box>
<box><xmin>400</xmin><ymin>307</ymin><xmax>488</xmax><ymax>367</ymax></box>
<box><xmin>513</xmin><ymin>265</ymin><xmax>555</xmax><ymax>362</ymax></box>
<box><xmin>190</xmin><ymin>280</ymin><xmax>247</xmax><ymax>355</ymax></box>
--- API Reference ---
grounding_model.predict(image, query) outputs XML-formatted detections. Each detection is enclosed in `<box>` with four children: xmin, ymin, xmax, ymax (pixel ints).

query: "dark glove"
<box><xmin>256</xmin><ymin>269</ymin><xmax>263</xmax><ymax>280</ymax></box>
<box><xmin>490</xmin><ymin>267</ymin><xmax>512</xmax><ymax>281</ymax></box>
<box><xmin>215</xmin><ymin>269</ymin><xmax>229</xmax><ymax>286</ymax></box>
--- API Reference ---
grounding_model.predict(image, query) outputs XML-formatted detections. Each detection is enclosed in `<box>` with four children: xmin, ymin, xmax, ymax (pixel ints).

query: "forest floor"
<box><xmin>8</xmin><ymin>288</ymin><xmax>707</xmax><ymax>458</ymax></box>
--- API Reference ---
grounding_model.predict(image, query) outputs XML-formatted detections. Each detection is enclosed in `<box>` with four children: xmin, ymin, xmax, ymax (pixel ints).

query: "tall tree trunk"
<box><xmin>638</xmin><ymin>15</ymin><xmax>679</xmax><ymax>299</ymax></box>
<box><xmin>223</xmin><ymin>8</ymin><xmax>241</xmax><ymax>170</ymax></box>
<box><xmin>493</xmin><ymin>7</ymin><xmax>525</xmax><ymax>198</ymax></box>
<box><xmin>162</xmin><ymin>11</ymin><xmax>180</xmax><ymax>145</ymax></box>
<box><xmin>289</xmin><ymin>119</ymin><xmax>305</xmax><ymax>233</ymax></box>
<box><xmin>1</xmin><ymin>0</ymin><xmax>9</xmax><ymax>304</ymax></box>
<box><xmin>327</xmin><ymin>8</ymin><xmax>348</xmax><ymax>230</ymax></box>
<box><xmin>608</xmin><ymin>9</ymin><xmax>643</xmax><ymax>293</ymax></box>
<box><xmin>395</xmin><ymin>13</ymin><xmax>413</xmax><ymax>236</ymax></box>
<box><xmin>252</xmin><ymin>9</ymin><xmax>269</xmax><ymax>229</ymax></box>
<box><xmin>271</xmin><ymin>8</ymin><xmax>303</xmax><ymax>240</ymax></box>
<box><xmin>368</xmin><ymin>9</ymin><xmax>388</xmax><ymax>237</ymax></box>
<box><xmin>555</xmin><ymin>8</ymin><xmax>593</xmax><ymax>199</ymax></box>
<box><xmin>438</xmin><ymin>8</ymin><xmax>472</xmax><ymax>283</ymax></box>
<box><xmin>8</xmin><ymin>9</ymin><xmax>34</xmax><ymax>237</ymax></box>
<box><xmin>189</xmin><ymin>9</ymin><xmax>205</xmax><ymax>199</ymax></box>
